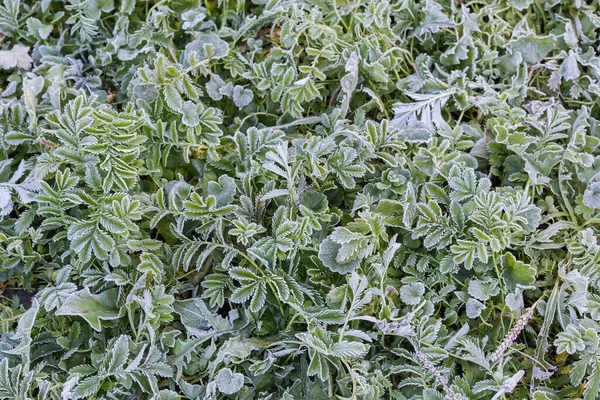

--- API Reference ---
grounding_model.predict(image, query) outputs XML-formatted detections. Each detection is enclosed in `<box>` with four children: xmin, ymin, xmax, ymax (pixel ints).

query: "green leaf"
<box><xmin>330</xmin><ymin>341</ymin><xmax>368</xmax><ymax>358</ymax></box>
<box><xmin>56</xmin><ymin>288</ymin><xmax>120</xmax><ymax>332</ymax></box>
<box><xmin>38</xmin><ymin>283</ymin><xmax>77</xmax><ymax>311</ymax></box>
<box><xmin>468</xmin><ymin>278</ymin><xmax>499</xmax><ymax>301</ymax></box>
<box><xmin>466</xmin><ymin>298</ymin><xmax>485</xmax><ymax>319</ymax></box>
<box><xmin>511</xmin><ymin>34</ymin><xmax>555</xmax><ymax>64</ymax></box>
<box><xmin>184</xmin><ymin>33</ymin><xmax>229</xmax><ymax>62</ymax></box>
<box><xmin>555</xmin><ymin>325</ymin><xmax>585</xmax><ymax>355</ymax></box>
<box><xmin>399</xmin><ymin>282</ymin><xmax>425</xmax><ymax>305</ymax></box>
<box><xmin>584</xmin><ymin>362</ymin><xmax>600</xmax><ymax>400</ymax></box>
<box><xmin>559</xmin><ymin>51</ymin><xmax>580</xmax><ymax>82</ymax></box>
<box><xmin>173</xmin><ymin>298</ymin><xmax>232</xmax><ymax>334</ymax></box>
<box><xmin>318</xmin><ymin>238</ymin><xmax>360</xmax><ymax>274</ymax></box>
<box><xmin>583</xmin><ymin>182</ymin><xmax>600</xmax><ymax>209</ymax></box>
<box><xmin>137</xmin><ymin>252</ymin><xmax>164</xmax><ymax>280</ymax></box>
<box><xmin>215</xmin><ymin>368</ymin><xmax>244</xmax><ymax>394</ymax></box>
<box><xmin>501</xmin><ymin>252</ymin><xmax>536</xmax><ymax>291</ymax></box>
<box><xmin>164</xmin><ymin>85</ymin><xmax>183</xmax><ymax>112</ymax></box>
<box><xmin>207</xmin><ymin>175</ymin><xmax>236</xmax><ymax>207</ymax></box>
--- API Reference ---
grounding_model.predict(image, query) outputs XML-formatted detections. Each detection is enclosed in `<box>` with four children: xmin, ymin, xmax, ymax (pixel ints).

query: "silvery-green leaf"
<box><xmin>0</xmin><ymin>45</ymin><xmax>33</xmax><ymax>70</ymax></box>
<box><xmin>154</xmin><ymin>390</ymin><xmax>181</xmax><ymax>400</ymax></box>
<box><xmin>56</xmin><ymin>288</ymin><xmax>120</xmax><ymax>332</ymax></box>
<box><xmin>181</xmin><ymin>8</ymin><xmax>206</xmax><ymax>31</ymax></box>
<box><xmin>555</xmin><ymin>325</ymin><xmax>585</xmax><ymax>354</ymax></box>
<box><xmin>532</xmin><ymin>366</ymin><xmax>555</xmax><ymax>381</ymax></box>
<box><xmin>0</xmin><ymin>187</ymin><xmax>12</xmax><ymax>214</ymax></box>
<box><xmin>468</xmin><ymin>278</ymin><xmax>499</xmax><ymax>301</ymax></box>
<box><xmin>505</xmin><ymin>289</ymin><xmax>524</xmax><ymax>311</ymax></box>
<box><xmin>340</xmin><ymin>51</ymin><xmax>359</xmax><ymax>95</ymax></box>
<box><xmin>411</xmin><ymin>0</ymin><xmax>455</xmax><ymax>40</ymax></box>
<box><xmin>4</xmin><ymin>299</ymin><xmax>39</xmax><ymax>363</ymax></box>
<box><xmin>207</xmin><ymin>175</ymin><xmax>236</xmax><ymax>207</ymax></box>
<box><xmin>559</xmin><ymin>51</ymin><xmax>580</xmax><ymax>82</ymax></box>
<box><xmin>173</xmin><ymin>298</ymin><xmax>232</xmax><ymax>334</ymax></box>
<box><xmin>183</xmin><ymin>33</ymin><xmax>229</xmax><ymax>63</ymax></box>
<box><xmin>164</xmin><ymin>85</ymin><xmax>183</xmax><ymax>112</ymax></box>
<box><xmin>25</xmin><ymin>17</ymin><xmax>52</xmax><ymax>39</ymax></box>
<box><xmin>391</xmin><ymin>91</ymin><xmax>452</xmax><ymax>130</ymax></box>
<box><xmin>501</xmin><ymin>252</ymin><xmax>536</xmax><ymax>291</ymax></box>
<box><xmin>466</xmin><ymin>298</ymin><xmax>485</xmax><ymax>319</ymax></box>
<box><xmin>398</xmin><ymin>123</ymin><xmax>433</xmax><ymax>143</ymax></box>
<box><xmin>511</xmin><ymin>34</ymin><xmax>555</xmax><ymax>64</ymax></box>
<box><xmin>215</xmin><ymin>368</ymin><xmax>244</xmax><ymax>394</ymax></box>
<box><xmin>38</xmin><ymin>282</ymin><xmax>77</xmax><ymax>311</ymax></box>
<box><xmin>422</xmin><ymin>388</ymin><xmax>445</xmax><ymax>400</ymax></box>
<box><xmin>510</xmin><ymin>0</ymin><xmax>534</xmax><ymax>10</ymax></box>
<box><xmin>318</xmin><ymin>238</ymin><xmax>360</xmax><ymax>274</ymax></box>
<box><xmin>330</xmin><ymin>341</ymin><xmax>368</xmax><ymax>358</ymax></box>
<box><xmin>399</xmin><ymin>282</ymin><xmax>425</xmax><ymax>305</ymax></box>
<box><xmin>206</xmin><ymin>74</ymin><xmax>226</xmax><ymax>100</ymax></box>
<box><xmin>178</xmin><ymin>379</ymin><xmax>205</xmax><ymax>398</ymax></box>
<box><xmin>583</xmin><ymin>182</ymin><xmax>600</xmax><ymax>209</ymax></box>
<box><xmin>181</xmin><ymin>101</ymin><xmax>200</xmax><ymax>127</ymax></box>
<box><xmin>563</xmin><ymin>22</ymin><xmax>578</xmax><ymax>48</ymax></box>
<box><xmin>232</xmin><ymin>85</ymin><xmax>253</xmax><ymax>108</ymax></box>
<box><xmin>84</xmin><ymin>0</ymin><xmax>114</xmax><ymax>19</ymax></box>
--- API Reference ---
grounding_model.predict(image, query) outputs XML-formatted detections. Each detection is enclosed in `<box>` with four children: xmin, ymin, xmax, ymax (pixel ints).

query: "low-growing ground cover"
<box><xmin>1</xmin><ymin>0</ymin><xmax>600</xmax><ymax>398</ymax></box>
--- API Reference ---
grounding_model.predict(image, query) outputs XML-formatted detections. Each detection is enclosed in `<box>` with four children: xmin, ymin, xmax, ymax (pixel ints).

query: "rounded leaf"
<box><xmin>215</xmin><ymin>368</ymin><xmax>244</xmax><ymax>394</ymax></box>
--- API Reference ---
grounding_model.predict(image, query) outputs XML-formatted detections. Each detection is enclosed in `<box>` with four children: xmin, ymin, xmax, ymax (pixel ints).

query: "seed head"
<box><xmin>490</xmin><ymin>307</ymin><xmax>534</xmax><ymax>361</ymax></box>
<box><xmin>416</xmin><ymin>351</ymin><xmax>457</xmax><ymax>400</ymax></box>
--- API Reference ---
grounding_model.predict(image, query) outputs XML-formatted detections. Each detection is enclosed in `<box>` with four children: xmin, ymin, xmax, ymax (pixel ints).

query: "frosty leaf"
<box><xmin>4</xmin><ymin>299</ymin><xmax>39</xmax><ymax>364</ymax></box>
<box><xmin>84</xmin><ymin>0</ymin><xmax>114</xmax><ymax>19</ymax></box>
<box><xmin>206</xmin><ymin>74</ymin><xmax>226</xmax><ymax>100</ymax></box>
<box><xmin>583</xmin><ymin>182</ymin><xmax>600</xmax><ymax>209</ymax></box>
<box><xmin>26</xmin><ymin>17</ymin><xmax>52</xmax><ymax>40</ymax></box>
<box><xmin>511</xmin><ymin>34</ymin><xmax>555</xmax><ymax>64</ymax></box>
<box><xmin>173</xmin><ymin>298</ymin><xmax>232</xmax><ymax>334</ymax></box>
<box><xmin>181</xmin><ymin>101</ymin><xmax>200</xmax><ymax>127</ymax></box>
<box><xmin>327</xmin><ymin>148</ymin><xmax>366</xmax><ymax>189</ymax></box>
<box><xmin>215</xmin><ymin>368</ymin><xmax>244</xmax><ymax>394</ymax></box>
<box><xmin>391</xmin><ymin>91</ymin><xmax>453</xmax><ymax>130</ymax></box>
<box><xmin>501</xmin><ymin>252</ymin><xmax>536</xmax><ymax>291</ymax></box>
<box><xmin>56</xmin><ymin>288</ymin><xmax>120</xmax><ymax>332</ymax></box>
<box><xmin>207</xmin><ymin>175</ymin><xmax>236</xmax><ymax>207</ymax></box>
<box><xmin>559</xmin><ymin>51</ymin><xmax>580</xmax><ymax>82</ymax></box>
<box><xmin>0</xmin><ymin>159</ymin><xmax>42</xmax><ymax>215</ymax></box>
<box><xmin>2</xmin><ymin>0</ymin><xmax>600</xmax><ymax>398</ymax></box>
<box><xmin>38</xmin><ymin>282</ymin><xmax>78</xmax><ymax>311</ymax></box>
<box><xmin>505</xmin><ymin>289</ymin><xmax>524</xmax><ymax>311</ymax></box>
<box><xmin>510</xmin><ymin>0</ymin><xmax>533</xmax><ymax>10</ymax></box>
<box><xmin>466</xmin><ymin>298</ymin><xmax>486</xmax><ymax>319</ymax></box>
<box><xmin>411</xmin><ymin>0</ymin><xmax>455</xmax><ymax>40</ymax></box>
<box><xmin>340</xmin><ymin>51</ymin><xmax>359</xmax><ymax>95</ymax></box>
<box><xmin>181</xmin><ymin>8</ymin><xmax>206</xmax><ymax>31</ymax></box>
<box><xmin>330</xmin><ymin>341</ymin><xmax>368</xmax><ymax>358</ymax></box>
<box><xmin>399</xmin><ymin>282</ymin><xmax>425</xmax><ymax>305</ymax></box>
<box><xmin>398</xmin><ymin>123</ymin><xmax>433</xmax><ymax>143</ymax></box>
<box><xmin>183</xmin><ymin>33</ymin><xmax>229</xmax><ymax>63</ymax></box>
<box><xmin>232</xmin><ymin>85</ymin><xmax>253</xmax><ymax>108</ymax></box>
<box><xmin>555</xmin><ymin>325</ymin><xmax>585</xmax><ymax>354</ymax></box>
<box><xmin>318</xmin><ymin>238</ymin><xmax>360</xmax><ymax>274</ymax></box>
<box><xmin>468</xmin><ymin>278</ymin><xmax>499</xmax><ymax>301</ymax></box>
<box><xmin>164</xmin><ymin>85</ymin><xmax>183</xmax><ymax>112</ymax></box>
<box><xmin>0</xmin><ymin>44</ymin><xmax>33</xmax><ymax>70</ymax></box>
